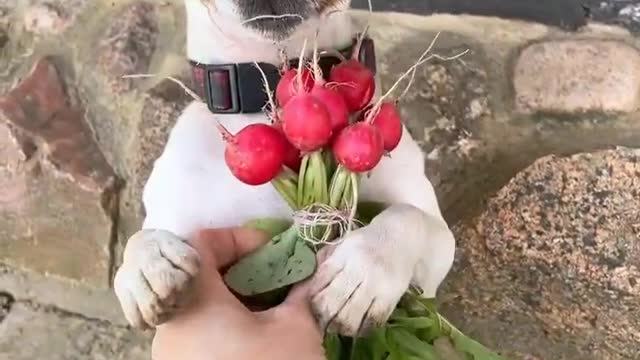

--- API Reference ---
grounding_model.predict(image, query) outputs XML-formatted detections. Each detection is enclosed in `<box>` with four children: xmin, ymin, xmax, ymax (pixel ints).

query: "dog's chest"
<box><xmin>165</xmin><ymin>108</ymin><xmax>294</xmax><ymax>228</ymax></box>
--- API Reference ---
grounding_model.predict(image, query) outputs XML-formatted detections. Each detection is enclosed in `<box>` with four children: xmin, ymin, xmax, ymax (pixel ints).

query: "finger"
<box><xmin>284</xmin><ymin>276</ymin><xmax>313</xmax><ymax>306</ymax></box>
<box><xmin>195</xmin><ymin>227</ymin><xmax>269</xmax><ymax>270</ymax></box>
<box><xmin>188</xmin><ymin>228</ymin><xmax>270</xmax><ymax>308</ymax></box>
<box><xmin>316</xmin><ymin>244</ymin><xmax>337</xmax><ymax>265</ymax></box>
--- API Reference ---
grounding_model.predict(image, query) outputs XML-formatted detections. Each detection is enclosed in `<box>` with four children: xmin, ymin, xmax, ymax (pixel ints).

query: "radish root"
<box><xmin>214</xmin><ymin>121</ymin><xmax>235</xmax><ymax>143</ymax></box>
<box><xmin>252</xmin><ymin>61</ymin><xmax>278</xmax><ymax>118</ymax></box>
<box><xmin>293</xmin><ymin>203</ymin><xmax>362</xmax><ymax>246</ymax></box>
<box><xmin>279</xmin><ymin>48</ymin><xmax>289</xmax><ymax>71</ymax></box>
<box><xmin>297</xmin><ymin>39</ymin><xmax>308</xmax><ymax>91</ymax></box>
<box><xmin>365</xmin><ymin>33</ymin><xmax>469</xmax><ymax>122</ymax></box>
<box><xmin>122</xmin><ymin>73</ymin><xmax>203</xmax><ymax>103</ymax></box>
<box><xmin>352</xmin><ymin>24</ymin><xmax>370</xmax><ymax>60</ymax></box>
<box><xmin>319</xmin><ymin>49</ymin><xmax>348</xmax><ymax>62</ymax></box>
<box><xmin>311</xmin><ymin>30</ymin><xmax>324</xmax><ymax>83</ymax></box>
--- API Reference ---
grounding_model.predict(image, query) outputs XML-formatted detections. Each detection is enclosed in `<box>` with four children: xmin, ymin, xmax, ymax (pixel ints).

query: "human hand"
<box><xmin>151</xmin><ymin>227</ymin><xmax>325</xmax><ymax>360</ymax></box>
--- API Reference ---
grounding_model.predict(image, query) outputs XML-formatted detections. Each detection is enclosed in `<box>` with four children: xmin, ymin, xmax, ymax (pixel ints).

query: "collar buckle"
<box><xmin>205</xmin><ymin>64</ymin><xmax>240</xmax><ymax>114</ymax></box>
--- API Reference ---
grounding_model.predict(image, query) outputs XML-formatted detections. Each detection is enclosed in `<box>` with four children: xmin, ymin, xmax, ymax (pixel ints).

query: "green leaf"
<box><xmin>434</xmin><ymin>312</ymin><xmax>507</xmax><ymax>360</ymax></box>
<box><xmin>368</xmin><ymin>330</ymin><xmax>390</xmax><ymax>360</ymax></box>
<box><xmin>243</xmin><ymin>218</ymin><xmax>292</xmax><ymax>238</ymax></box>
<box><xmin>387</xmin><ymin>328</ymin><xmax>442</xmax><ymax>360</ymax></box>
<box><xmin>324</xmin><ymin>334</ymin><xmax>342</xmax><ymax>360</ymax></box>
<box><xmin>419</xmin><ymin>297</ymin><xmax>439</xmax><ymax>312</ymax></box>
<box><xmin>449</xmin><ymin>331</ymin><xmax>506</xmax><ymax>360</ymax></box>
<box><xmin>433</xmin><ymin>337</ymin><xmax>467</xmax><ymax>360</ymax></box>
<box><xmin>224</xmin><ymin>227</ymin><xmax>316</xmax><ymax>296</ymax></box>
<box><xmin>390</xmin><ymin>307</ymin><xmax>410</xmax><ymax>319</ymax></box>
<box><xmin>389</xmin><ymin>316</ymin><xmax>434</xmax><ymax>329</ymax></box>
<box><xmin>349</xmin><ymin>337</ymin><xmax>372</xmax><ymax>360</ymax></box>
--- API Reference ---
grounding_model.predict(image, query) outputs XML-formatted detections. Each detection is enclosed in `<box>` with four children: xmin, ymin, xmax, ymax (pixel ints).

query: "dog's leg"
<box><xmin>114</xmin><ymin>101</ymin><xmax>230</xmax><ymax>329</ymax></box>
<box><xmin>311</xmin><ymin>126</ymin><xmax>456</xmax><ymax>336</ymax></box>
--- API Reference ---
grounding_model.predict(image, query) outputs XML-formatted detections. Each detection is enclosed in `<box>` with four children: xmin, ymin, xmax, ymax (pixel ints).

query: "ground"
<box><xmin>1</xmin><ymin>1</ymin><xmax>640</xmax><ymax>359</ymax></box>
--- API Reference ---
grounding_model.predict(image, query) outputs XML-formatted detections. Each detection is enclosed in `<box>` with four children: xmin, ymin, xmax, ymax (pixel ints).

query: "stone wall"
<box><xmin>0</xmin><ymin>1</ymin><xmax>639</xmax><ymax>359</ymax></box>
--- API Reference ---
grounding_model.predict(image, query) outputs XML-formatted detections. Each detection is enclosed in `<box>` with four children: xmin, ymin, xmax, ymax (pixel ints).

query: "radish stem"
<box><xmin>297</xmin><ymin>155</ymin><xmax>309</xmax><ymax>206</ymax></box>
<box><xmin>271</xmin><ymin>173</ymin><xmax>298</xmax><ymax>210</ymax></box>
<box><xmin>348</xmin><ymin>172</ymin><xmax>359</xmax><ymax>225</ymax></box>
<box><xmin>329</xmin><ymin>166</ymin><xmax>349</xmax><ymax>208</ymax></box>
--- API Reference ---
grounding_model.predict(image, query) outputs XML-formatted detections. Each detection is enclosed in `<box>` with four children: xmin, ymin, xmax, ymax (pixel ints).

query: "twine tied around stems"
<box><xmin>292</xmin><ymin>203</ymin><xmax>362</xmax><ymax>247</ymax></box>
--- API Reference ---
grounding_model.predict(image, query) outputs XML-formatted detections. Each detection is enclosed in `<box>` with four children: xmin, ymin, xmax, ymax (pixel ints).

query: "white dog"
<box><xmin>114</xmin><ymin>0</ymin><xmax>455</xmax><ymax>337</ymax></box>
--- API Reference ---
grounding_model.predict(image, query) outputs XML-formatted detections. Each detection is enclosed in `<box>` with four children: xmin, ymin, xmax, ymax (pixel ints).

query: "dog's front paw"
<box><xmin>309</xmin><ymin>226</ymin><xmax>414</xmax><ymax>337</ymax></box>
<box><xmin>114</xmin><ymin>229</ymin><xmax>200</xmax><ymax>329</ymax></box>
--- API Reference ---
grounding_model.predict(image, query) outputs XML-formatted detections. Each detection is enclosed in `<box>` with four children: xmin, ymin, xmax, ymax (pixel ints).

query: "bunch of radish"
<box><xmin>218</xmin><ymin>37</ymin><xmax>505</xmax><ymax>360</ymax></box>
<box><xmin>219</xmin><ymin>39</ymin><xmax>403</xmax><ymax>213</ymax></box>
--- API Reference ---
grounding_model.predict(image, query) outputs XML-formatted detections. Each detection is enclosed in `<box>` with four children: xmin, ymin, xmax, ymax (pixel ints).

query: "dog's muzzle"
<box><xmin>190</xmin><ymin>36</ymin><xmax>376</xmax><ymax>115</ymax></box>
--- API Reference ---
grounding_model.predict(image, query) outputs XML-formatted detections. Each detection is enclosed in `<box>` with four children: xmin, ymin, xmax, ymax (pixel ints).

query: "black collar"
<box><xmin>190</xmin><ymin>36</ymin><xmax>376</xmax><ymax>114</ymax></box>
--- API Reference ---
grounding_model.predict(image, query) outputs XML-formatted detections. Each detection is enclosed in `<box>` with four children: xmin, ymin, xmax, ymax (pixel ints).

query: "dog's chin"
<box><xmin>244</xmin><ymin>17</ymin><xmax>304</xmax><ymax>41</ymax></box>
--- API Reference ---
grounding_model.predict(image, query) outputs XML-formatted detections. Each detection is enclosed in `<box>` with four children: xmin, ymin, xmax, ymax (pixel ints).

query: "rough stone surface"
<box><xmin>0</xmin><ymin>57</ymin><xmax>118</xmax><ymax>287</ymax></box>
<box><xmin>0</xmin><ymin>303</ymin><xmax>150</xmax><ymax>360</ymax></box>
<box><xmin>0</xmin><ymin>28</ymin><xmax>7</xmax><ymax>48</ymax></box>
<box><xmin>120</xmin><ymin>73</ymin><xmax>193</xmax><ymax>234</ymax></box>
<box><xmin>0</xmin><ymin>291</ymin><xmax>13</xmax><ymax>322</ymax></box>
<box><xmin>440</xmin><ymin>148</ymin><xmax>640</xmax><ymax>360</ymax></box>
<box><xmin>371</xmin><ymin>28</ymin><xmax>491</xmax><ymax>213</ymax></box>
<box><xmin>23</xmin><ymin>3</ymin><xmax>70</xmax><ymax>35</ymax></box>
<box><xmin>97</xmin><ymin>1</ymin><xmax>158</xmax><ymax>93</ymax></box>
<box><xmin>0</xmin><ymin>265</ymin><xmax>129</xmax><ymax>326</ymax></box>
<box><xmin>514</xmin><ymin>40</ymin><xmax>640</xmax><ymax>114</ymax></box>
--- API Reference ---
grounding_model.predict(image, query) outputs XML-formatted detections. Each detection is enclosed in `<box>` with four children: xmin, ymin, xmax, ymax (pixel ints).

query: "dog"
<box><xmin>114</xmin><ymin>0</ymin><xmax>456</xmax><ymax>337</ymax></box>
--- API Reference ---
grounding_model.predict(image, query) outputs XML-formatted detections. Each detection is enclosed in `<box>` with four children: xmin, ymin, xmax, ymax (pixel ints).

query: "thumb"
<box><xmin>188</xmin><ymin>227</ymin><xmax>270</xmax><ymax>304</ymax></box>
<box><xmin>194</xmin><ymin>227</ymin><xmax>270</xmax><ymax>270</ymax></box>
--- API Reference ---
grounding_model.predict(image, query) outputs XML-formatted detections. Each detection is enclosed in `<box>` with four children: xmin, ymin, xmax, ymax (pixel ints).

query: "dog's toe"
<box><xmin>114</xmin><ymin>229</ymin><xmax>200</xmax><ymax>329</ymax></box>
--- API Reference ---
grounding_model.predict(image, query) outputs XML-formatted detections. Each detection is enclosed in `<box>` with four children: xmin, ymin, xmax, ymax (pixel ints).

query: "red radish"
<box><xmin>310</xmin><ymin>86</ymin><xmax>349</xmax><ymax>134</ymax></box>
<box><xmin>272</xmin><ymin>119</ymin><xmax>302</xmax><ymax>172</ymax></box>
<box><xmin>281</xmin><ymin>94</ymin><xmax>333</xmax><ymax>152</ymax></box>
<box><xmin>362</xmin><ymin>101</ymin><xmax>403</xmax><ymax>151</ymax></box>
<box><xmin>218</xmin><ymin>123</ymin><xmax>287</xmax><ymax>186</ymax></box>
<box><xmin>305</xmin><ymin>40</ymin><xmax>349</xmax><ymax>134</ymax></box>
<box><xmin>332</xmin><ymin>122</ymin><xmax>384</xmax><ymax>173</ymax></box>
<box><xmin>282</xmin><ymin>143</ymin><xmax>302</xmax><ymax>172</ymax></box>
<box><xmin>329</xmin><ymin>59</ymin><xmax>375</xmax><ymax>112</ymax></box>
<box><xmin>276</xmin><ymin>68</ymin><xmax>314</xmax><ymax>107</ymax></box>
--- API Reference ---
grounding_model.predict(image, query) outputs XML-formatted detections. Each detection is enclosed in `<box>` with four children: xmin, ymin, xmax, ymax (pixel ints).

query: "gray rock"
<box><xmin>0</xmin><ymin>58</ymin><xmax>119</xmax><ymax>288</ymax></box>
<box><xmin>371</xmin><ymin>28</ymin><xmax>491</xmax><ymax>214</ymax></box>
<box><xmin>440</xmin><ymin>148</ymin><xmax>640</xmax><ymax>360</ymax></box>
<box><xmin>23</xmin><ymin>3</ymin><xmax>70</xmax><ymax>35</ymax></box>
<box><xmin>0</xmin><ymin>265</ymin><xmax>129</xmax><ymax>326</ymax></box>
<box><xmin>0</xmin><ymin>303</ymin><xmax>150</xmax><ymax>360</ymax></box>
<box><xmin>97</xmin><ymin>1</ymin><xmax>158</xmax><ymax>93</ymax></box>
<box><xmin>118</xmin><ymin>72</ymin><xmax>194</xmax><ymax>242</ymax></box>
<box><xmin>514</xmin><ymin>40</ymin><xmax>640</xmax><ymax>114</ymax></box>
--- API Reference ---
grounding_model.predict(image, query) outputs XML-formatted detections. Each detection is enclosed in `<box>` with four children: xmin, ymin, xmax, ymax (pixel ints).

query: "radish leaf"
<box><xmin>324</xmin><ymin>334</ymin><xmax>342</xmax><ymax>360</ymax></box>
<box><xmin>224</xmin><ymin>226</ymin><xmax>316</xmax><ymax>296</ymax></box>
<box><xmin>243</xmin><ymin>218</ymin><xmax>292</xmax><ymax>238</ymax></box>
